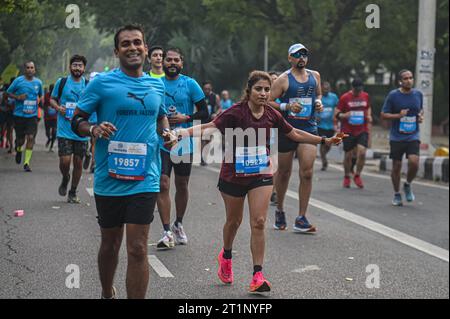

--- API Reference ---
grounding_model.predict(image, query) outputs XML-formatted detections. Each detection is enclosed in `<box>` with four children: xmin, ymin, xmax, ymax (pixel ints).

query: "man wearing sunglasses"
<box><xmin>269</xmin><ymin>43</ymin><xmax>324</xmax><ymax>233</ymax></box>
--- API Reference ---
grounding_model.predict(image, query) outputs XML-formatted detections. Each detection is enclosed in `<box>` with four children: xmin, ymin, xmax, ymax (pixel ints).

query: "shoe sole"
<box><xmin>249</xmin><ymin>281</ymin><xmax>271</xmax><ymax>294</ymax></box>
<box><xmin>293</xmin><ymin>226</ymin><xmax>317</xmax><ymax>233</ymax></box>
<box><xmin>157</xmin><ymin>242</ymin><xmax>175</xmax><ymax>250</ymax></box>
<box><xmin>392</xmin><ymin>202</ymin><xmax>403</xmax><ymax>207</ymax></box>
<box><xmin>273</xmin><ymin>224</ymin><xmax>287</xmax><ymax>230</ymax></box>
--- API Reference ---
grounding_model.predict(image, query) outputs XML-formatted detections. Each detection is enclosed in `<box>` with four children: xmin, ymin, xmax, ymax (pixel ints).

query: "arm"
<box><xmin>71</xmin><ymin>108</ymin><xmax>116</xmax><ymax>139</ymax></box>
<box><xmin>286</xmin><ymin>128</ymin><xmax>343</xmax><ymax>146</ymax></box>
<box><xmin>380</xmin><ymin>110</ymin><xmax>407</xmax><ymax>120</ymax></box>
<box><xmin>312</xmin><ymin>71</ymin><xmax>323</xmax><ymax>112</ymax></box>
<box><xmin>192</xmin><ymin>99</ymin><xmax>209</xmax><ymax>121</ymax></box>
<box><xmin>211</xmin><ymin>94</ymin><xmax>222</xmax><ymax>118</ymax></box>
<box><xmin>50</xmin><ymin>97</ymin><xmax>66</xmax><ymax>116</ymax></box>
<box><xmin>268</xmin><ymin>74</ymin><xmax>302</xmax><ymax>113</ymax></box>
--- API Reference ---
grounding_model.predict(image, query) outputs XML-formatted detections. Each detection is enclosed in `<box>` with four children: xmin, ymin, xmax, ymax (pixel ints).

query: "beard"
<box><xmin>296</xmin><ymin>62</ymin><xmax>306</xmax><ymax>69</ymax></box>
<box><xmin>70</xmin><ymin>69</ymin><xmax>84</xmax><ymax>79</ymax></box>
<box><xmin>163</xmin><ymin>65</ymin><xmax>182</xmax><ymax>78</ymax></box>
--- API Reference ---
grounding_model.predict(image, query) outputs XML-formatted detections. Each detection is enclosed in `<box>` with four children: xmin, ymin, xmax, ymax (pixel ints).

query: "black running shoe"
<box><xmin>59</xmin><ymin>175</ymin><xmax>70</xmax><ymax>196</ymax></box>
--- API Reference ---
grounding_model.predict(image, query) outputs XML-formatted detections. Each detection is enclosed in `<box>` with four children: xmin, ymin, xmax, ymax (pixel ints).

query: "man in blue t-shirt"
<box><xmin>50</xmin><ymin>55</ymin><xmax>89</xmax><ymax>203</ymax></box>
<box><xmin>156</xmin><ymin>47</ymin><xmax>208</xmax><ymax>250</ymax></box>
<box><xmin>7</xmin><ymin>61</ymin><xmax>44</xmax><ymax>172</ymax></box>
<box><xmin>381</xmin><ymin>69</ymin><xmax>424</xmax><ymax>207</ymax></box>
<box><xmin>317</xmin><ymin>81</ymin><xmax>339</xmax><ymax>171</ymax></box>
<box><xmin>71</xmin><ymin>25</ymin><xmax>177</xmax><ymax>299</ymax></box>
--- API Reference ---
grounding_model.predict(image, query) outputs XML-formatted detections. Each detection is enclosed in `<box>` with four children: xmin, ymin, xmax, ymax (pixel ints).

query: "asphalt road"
<box><xmin>0</xmin><ymin>123</ymin><xmax>448</xmax><ymax>299</ymax></box>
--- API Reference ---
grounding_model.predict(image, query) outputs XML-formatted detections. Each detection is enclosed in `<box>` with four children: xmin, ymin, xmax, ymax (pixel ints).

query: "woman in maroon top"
<box><xmin>175</xmin><ymin>71</ymin><xmax>343</xmax><ymax>293</ymax></box>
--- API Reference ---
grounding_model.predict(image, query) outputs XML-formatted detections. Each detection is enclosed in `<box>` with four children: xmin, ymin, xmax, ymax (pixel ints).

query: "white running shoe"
<box><xmin>157</xmin><ymin>231</ymin><xmax>175</xmax><ymax>250</ymax></box>
<box><xmin>171</xmin><ymin>222</ymin><xmax>188</xmax><ymax>245</ymax></box>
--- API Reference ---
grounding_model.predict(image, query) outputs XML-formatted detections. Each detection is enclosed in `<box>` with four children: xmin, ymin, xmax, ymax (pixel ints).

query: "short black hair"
<box><xmin>398</xmin><ymin>69</ymin><xmax>413</xmax><ymax>80</ymax></box>
<box><xmin>163</xmin><ymin>47</ymin><xmax>184</xmax><ymax>60</ymax></box>
<box><xmin>351</xmin><ymin>78</ymin><xmax>363</xmax><ymax>88</ymax></box>
<box><xmin>23</xmin><ymin>61</ymin><xmax>34</xmax><ymax>68</ymax></box>
<box><xmin>202</xmin><ymin>81</ymin><xmax>212</xmax><ymax>87</ymax></box>
<box><xmin>70</xmin><ymin>54</ymin><xmax>87</xmax><ymax>66</ymax></box>
<box><xmin>114</xmin><ymin>24</ymin><xmax>146</xmax><ymax>50</ymax></box>
<box><xmin>149</xmin><ymin>45</ymin><xmax>164</xmax><ymax>56</ymax></box>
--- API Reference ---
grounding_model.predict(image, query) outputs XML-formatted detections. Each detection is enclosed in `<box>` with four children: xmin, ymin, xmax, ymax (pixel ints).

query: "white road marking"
<box><xmin>86</xmin><ymin>188</ymin><xmax>94</xmax><ymax>197</ymax></box>
<box><xmin>201</xmin><ymin>165</ymin><xmax>449</xmax><ymax>263</ymax></box>
<box><xmin>148</xmin><ymin>255</ymin><xmax>174</xmax><ymax>278</ymax></box>
<box><xmin>327</xmin><ymin>163</ymin><xmax>449</xmax><ymax>190</ymax></box>
<box><xmin>286</xmin><ymin>189</ymin><xmax>449</xmax><ymax>263</ymax></box>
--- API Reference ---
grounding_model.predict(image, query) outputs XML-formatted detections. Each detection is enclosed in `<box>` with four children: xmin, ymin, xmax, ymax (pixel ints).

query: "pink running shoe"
<box><xmin>217</xmin><ymin>249</ymin><xmax>233</xmax><ymax>284</ymax></box>
<box><xmin>249</xmin><ymin>271</ymin><xmax>271</xmax><ymax>293</ymax></box>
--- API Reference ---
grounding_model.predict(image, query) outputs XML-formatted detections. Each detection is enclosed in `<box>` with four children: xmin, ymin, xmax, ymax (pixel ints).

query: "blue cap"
<box><xmin>288</xmin><ymin>43</ymin><xmax>308</xmax><ymax>55</ymax></box>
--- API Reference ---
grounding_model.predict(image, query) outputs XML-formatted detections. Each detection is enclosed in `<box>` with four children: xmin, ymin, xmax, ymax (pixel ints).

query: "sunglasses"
<box><xmin>290</xmin><ymin>51</ymin><xmax>308</xmax><ymax>59</ymax></box>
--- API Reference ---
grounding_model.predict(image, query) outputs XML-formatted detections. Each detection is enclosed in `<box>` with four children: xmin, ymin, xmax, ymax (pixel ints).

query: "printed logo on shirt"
<box><xmin>127</xmin><ymin>92</ymin><xmax>150</xmax><ymax>109</ymax></box>
<box><xmin>348</xmin><ymin>101</ymin><xmax>367</xmax><ymax>108</ymax></box>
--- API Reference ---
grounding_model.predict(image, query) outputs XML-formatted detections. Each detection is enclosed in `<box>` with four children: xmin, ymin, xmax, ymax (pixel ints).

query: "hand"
<box><xmin>326</xmin><ymin>132</ymin><xmax>349</xmax><ymax>146</ymax></box>
<box><xmin>17</xmin><ymin>94</ymin><xmax>27</xmax><ymax>101</ymax></box>
<box><xmin>92</xmin><ymin>122</ymin><xmax>117</xmax><ymax>140</ymax></box>
<box><xmin>162</xmin><ymin>128</ymin><xmax>178</xmax><ymax>149</ymax></box>
<box><xmin>418</xmin><ymin>114</ymin><xmax>424</xmax><ymax>124</ymax></box>
<box><xmin>340</xmin><ymin>112</ymin><xmax>351</xmax><ymax>120</ymax></box>
<box><xmin>399</xmin><ymin>109</ymin><xmax>409</xmax><ymax>118</ymax></box>
<box><xmin>168</xmin><ymin>113</ymin><xmax>189</xmax><ymax>125</ymax></box>
<box><xmin>58</xmin><ymin>105</ymin><xmax>66</xmax><ymax>116</ymax></box>
<box><xmin>288</xmin><ymin>102</ymin><xmax>302</xmax><ymax>113</ymax></box>
<box><xmin>315</xmin><ymin>100</ymin><xmax>324</xmax><ymax>113</ymax></box>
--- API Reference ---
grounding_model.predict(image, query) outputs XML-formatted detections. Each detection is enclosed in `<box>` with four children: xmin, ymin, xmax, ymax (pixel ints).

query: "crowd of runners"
<box><xmin>0</xmin><ymin>24</ymin><xmax>425</xmax><ymax>298</ymax></box>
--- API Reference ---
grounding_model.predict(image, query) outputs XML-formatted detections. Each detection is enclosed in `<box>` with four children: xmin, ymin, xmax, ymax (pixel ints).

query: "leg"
<box><xmin>59</xmin><ymin>155</ymin><xmax>72</xmax><ymax>179</ymax></box>
<box><xmin>297</xmin><ymin>143</ymin><xmax>317</xmax><ymax>217</ymax></box>
<box><xmin>98</xmin><ymin>226</ymin><xmax>124</xmax><ymax>298</ymax></box>
<box><xmin>157</xmin><ymin>174</ymin><xmax>171</xmax><ymax>226</ymax></box>
<box><xmin>406</xmin><ymin>155</ymin><xmax>419</xmax><ymax>184</ymax></box>
<box><xmin>247</xmin><ymin>186</ymin><xmax>272</xmax><ymax>267</ymax></box>
<box><xmin>391</xmin><ymin>160</ymin><xmax>402</xmax><ymax>193</ymax></box>
<box><xmin>174</xmin><ymin>173</ymin><xmax>190</xmax><ymax>220</ymax></box>
<box><xmin>355</xmin><ymin>144</ymin><xmax>367</xmax><ymax>175</ymax></box>
<box><xmin>125</xmin><ymin>224</ymin><xmax>150</xmax><ymax>299</ymax></box>
<box><xmin>220</xmin><ymin>192</ymin><xmax>245</xmax><ymax>250</ymax></box>
<box><xmin>320</xmin><ymin>144</ymin><xmax>331</xmax><ymax>169</ymax></box>
<box><xmin>71</xmin><ymin>155</ymin><xmax>83</xmax><ymax>190</ymax></box>
<box><xmin>344</xmin><ymin>150</ymin><xmax>353</xmax><ymax>176</ymax></box>
<box><xmin>275</xmin><ymin>151</ymin><xmax>294</xmax><ymax>212</ymax></box>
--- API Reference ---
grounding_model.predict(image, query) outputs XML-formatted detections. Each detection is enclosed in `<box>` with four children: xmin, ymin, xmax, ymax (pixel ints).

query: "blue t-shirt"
<box><xmin>77</xmin><ymin>68</ymin><xmax>167</xmax><ymax>197</ymax></box>
<box><xmin>318</xmin><ymin>92</ymin><xmax>339</xmax><ymax>131</ymax></box>
<box><xmin>382</xmin><ymin>89</ymin><xmax>423</xmax><ymax>142</ymax></box>
<box><xmin>280</xmin><ymin>70</ymin><xmax>318</xmax><ymax>134</ymax></box>
<box><xmin>161</xmin><ymin>74</ymin><xmax>204</xmax><ymax>155</ymax></box>
<box><xmin>221</xmin><ymin>99</ymin><xmax>233</xmax><ymax>111</ymax></box>
<box><xmin>52</xmin><ymin>76</ymin><xmax>89</xmax><ymax>141</ymax></box>
<box><xmin>88</xmin><ymin>112</ymin><xmax>98</xmax><ymax>124</ymax></box>
<box><xmin>7</xmin><ymin>76</ymin><xmax>43</xmax><ymax>118</ymax></box>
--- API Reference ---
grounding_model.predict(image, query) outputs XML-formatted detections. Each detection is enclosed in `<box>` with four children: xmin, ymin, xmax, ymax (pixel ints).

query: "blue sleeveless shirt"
<box><xmin>280</xmin><ymin>70</ymin><xmax>318</xmax><ymax>134</ymax></box>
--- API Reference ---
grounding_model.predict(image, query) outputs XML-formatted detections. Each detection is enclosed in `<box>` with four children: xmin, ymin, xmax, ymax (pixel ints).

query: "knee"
<box><xmin>226</xmin><ymin>217</ymin><xmax>242</xmax><ymax>230</ymax></box>
<box><xmin>160</xmin><ymin>176</ymin><xmax>170</xmax><ymax>192</ymax></box>
<box><xmin>127</xmin><ymin>241</ymin><xmax>147</xmax><ymax>262</ymax></box>
<box><xmin>409</xmin><ymin>161</ymin><xmax>419</xmax><ymax>171</ymax></box>
<box><xmin>300</xmin><ymin>169</ymin><xmax>313</xmax><ymax>181</ymax></box>
<box><xmin>251</xmin><ymin>217</ymin><xmax>266</xmax><ymax>231</ymax></box>
<box><xmin>175</xmin><ymin>180</ymin><xmax>189</xmax><ymax>193</ymax></box>
<box><xmin>277</xmin><ymin>168</ymin><xmax>291</xmax><ymax>179</ymax></box>
<box><xmin>100</xmin><ymin>239</ymin><xmax>121</xmax><ymax>255</ymax></box>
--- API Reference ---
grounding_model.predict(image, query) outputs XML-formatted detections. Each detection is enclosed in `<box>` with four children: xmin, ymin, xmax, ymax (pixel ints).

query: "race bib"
<box><xmin>288</xmin><ymin>97</ymin><xmax>312</xmax><ymax>120</ymax></box>
<box><xmin>399</xmin><ymin>116</ymin><xmax>417</xmax><ymax>134</ymax></box>
<box><xmin>349</xmin><ymin>111</ymin><xmax>365</xmax><ymax>125</ymax></box>
<box><xmin>23</xmin><ymin>100</ymin><xmax>37</xmax><ymax>114</ymax></box>
<box><xmin>235</xmin><ymin>146</ymin><xmax>269</xmax><ymax>177</ymax></box>
<box><xmin>65</xmin><ymin>102</ymin><xmax>77</xmax><ymax>120</ymax></box>
<box><xmin>108</xmin><ymin>141</ymin><xmax>147</xmax><ymax>181</ymax></box>
<box><xmin>320</xmin><ymin>107</ymin><xmax>333</xmax><ymax>120</ymax></box>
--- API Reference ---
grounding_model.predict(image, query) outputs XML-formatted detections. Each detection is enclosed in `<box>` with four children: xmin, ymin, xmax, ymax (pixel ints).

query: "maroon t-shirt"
<box><xmin>337</xmin><ymin>90</ymin><xmax>371</xmax><ymax>136</ymax></box>
<box><xmin>213</xmin><ymin>101</ymin><xmax>293</xmax><ymax>185</ymax></box>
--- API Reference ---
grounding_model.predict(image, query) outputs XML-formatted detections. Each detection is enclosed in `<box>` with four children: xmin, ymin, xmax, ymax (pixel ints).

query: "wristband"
<box><xmin>280</xmin><ymin>103</ymin><xmax>288</xmax><ymax>111</ymax></box>
<box><xmin>315</xmin><ymin>99</ymin><xmax>322</xmax><ymax>106</ymax></box>
<box><xmin>89</xmin><ymin>125</ymin><xmax>97</xmax><ymax>137</ymax></box>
